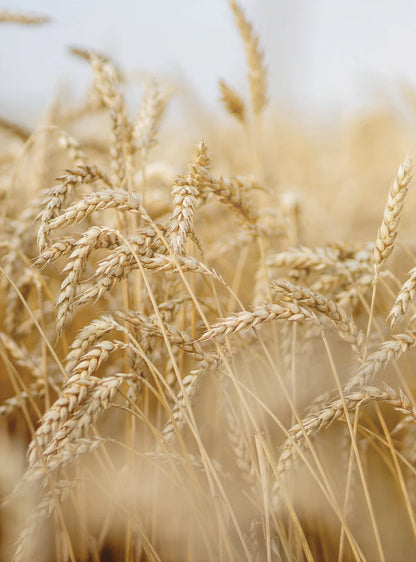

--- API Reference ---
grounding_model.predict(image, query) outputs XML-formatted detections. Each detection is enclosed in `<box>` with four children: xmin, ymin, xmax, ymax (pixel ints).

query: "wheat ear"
<box><xmin>345</xmin><ymin>332</ymin><xmax>416</xmax><ymax>391</ymax></box>
<box><xmin>229</xmin><ymin>0</ymin><xmax>268</xmax><ymax>115</ymax></box>
<box><xmin>27</xmin><ymin>341</ymin><xmax>128</xmax><ymax>466</ymax></box>
<box><xmin>55</xmin><ymin>226</ymin><xmax>120</xmax><ymax>335</ymax></box>
<box><xmin>272</xmin><ymin>279</ymin><xmax>364</xmax><ymax>358</ymax></box>
<box><xmin>374</xmin><ymin>157</ymin><xmax>412</xmax><ymax>271</ymax></box>
<box><xmin>388</xmin><ymin>267</ymin><xmax>416</xmax><ymax>330</ymax></box>
<box><xmin>218</xmin><ymin>79</ymin><xmax>246</xmax><ymax>122</ymax></box>
<box><xmin>37</xmin><ymin>165</ymin><xmax>110</xmax><ymax>251</ymax></box>
<box><xmin>199</xmin><ymin>302</ymin><xmax>318</xmax><ymax>342</ymax></box>
<box><xmin>271</xmin><ymin>385</ymin><xmax>416</xmax><ymax>513</ymax></box>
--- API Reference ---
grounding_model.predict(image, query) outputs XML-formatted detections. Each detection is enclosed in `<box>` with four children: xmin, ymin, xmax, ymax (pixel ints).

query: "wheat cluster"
<box><xmin>2</xmin><ymin>4</ymin><xmax>416</xmax><ymax>561</ymax></box>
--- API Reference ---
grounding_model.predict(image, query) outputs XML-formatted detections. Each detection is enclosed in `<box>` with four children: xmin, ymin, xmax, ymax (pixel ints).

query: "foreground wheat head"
<box><xmin>2</xmin><ymin>4</ymin><xmax>416</xmax><ymax>561</ymax></box>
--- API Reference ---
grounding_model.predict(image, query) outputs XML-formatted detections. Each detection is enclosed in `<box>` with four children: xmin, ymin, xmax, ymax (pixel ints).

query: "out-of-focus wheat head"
<box><xmin>2</xmin><ymin>3</ymin><xmax>416</xmax><ymax>562</ymax></box>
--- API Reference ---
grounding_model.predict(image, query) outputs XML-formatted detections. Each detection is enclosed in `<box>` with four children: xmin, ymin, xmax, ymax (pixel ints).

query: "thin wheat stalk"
<box><xmin>144</xmin><ymin>449</ymin><xmax>230</xmax><ymax>481</ymax></box>
<box><xmin>5</xmin><ymin>268</ymin><xmax>42</xmax><ymax>334</ymax></box>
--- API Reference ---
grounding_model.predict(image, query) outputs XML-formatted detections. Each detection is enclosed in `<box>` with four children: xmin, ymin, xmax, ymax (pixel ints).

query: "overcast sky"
<box><xmin>2</xmin><ymin>0</ymin><xmax>416</xmax><ymax>124</ymax></box>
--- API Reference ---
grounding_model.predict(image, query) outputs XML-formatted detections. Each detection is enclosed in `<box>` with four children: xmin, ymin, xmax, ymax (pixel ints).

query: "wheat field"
<box><xmin>2</xmin><ymin>4</ymin><xmax>416</xmax><ymax>561</ymax></box>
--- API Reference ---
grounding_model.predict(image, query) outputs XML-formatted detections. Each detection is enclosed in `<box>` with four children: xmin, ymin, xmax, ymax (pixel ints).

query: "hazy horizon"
<box><xmin>2</xmin><ymin>0</ymin><xmax>416</xmax><ymax>125</ymax></box>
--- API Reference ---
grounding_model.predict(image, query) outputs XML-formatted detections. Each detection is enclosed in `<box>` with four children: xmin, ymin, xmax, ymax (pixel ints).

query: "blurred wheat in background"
<box><xmin>2</xmin><ymin>3</ymin><xmax>416</xmax><ymax>561</ymax></box>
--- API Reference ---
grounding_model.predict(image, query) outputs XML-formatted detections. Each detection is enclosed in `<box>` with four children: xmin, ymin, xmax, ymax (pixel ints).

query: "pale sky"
<box><xmin>2</xmin><ymin>0</ymin><xmax>416</xmax><ymax>124</ymax></box>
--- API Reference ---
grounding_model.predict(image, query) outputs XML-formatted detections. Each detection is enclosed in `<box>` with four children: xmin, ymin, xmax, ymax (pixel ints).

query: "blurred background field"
<box><xmin>4</xmin><ymin>0</ymin><xmax>416</xmax><ymax>123</ymax></box>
